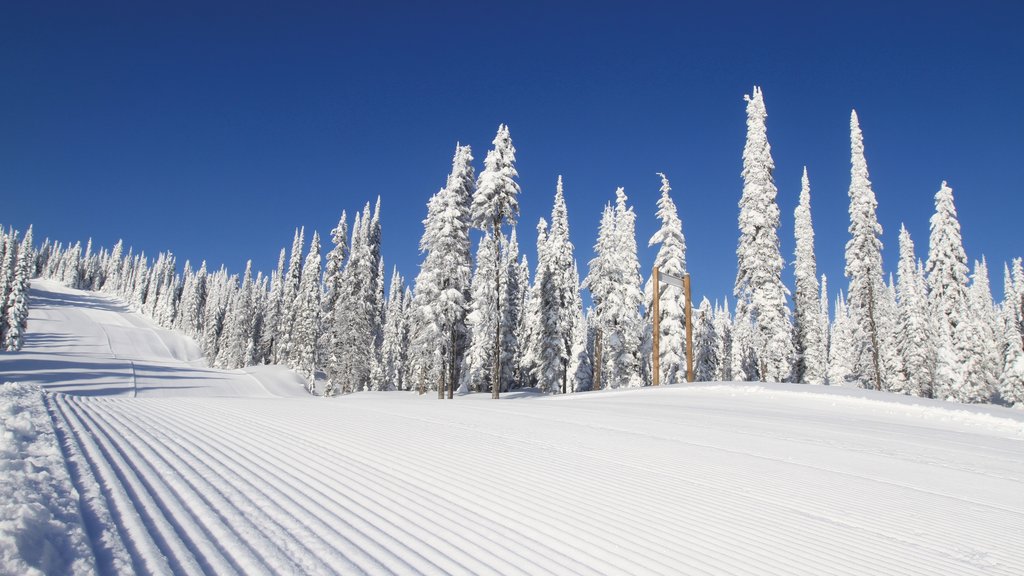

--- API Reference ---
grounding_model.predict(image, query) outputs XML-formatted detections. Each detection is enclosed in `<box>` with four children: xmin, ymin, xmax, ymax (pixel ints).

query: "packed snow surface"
<box><xmin>2</xmin><ymin>279</ymin><xmax>1024</xmax><ymax>575</ymax></box>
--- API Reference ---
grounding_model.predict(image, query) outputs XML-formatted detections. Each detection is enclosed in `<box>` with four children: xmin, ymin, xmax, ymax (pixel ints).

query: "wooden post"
<box><xmin>652</xmin><ymin>266</ymin><xmax>660</xmax><ymax>386</ymax></box>
<box><xmin>684</xmin><ymin>273</ymin><xmax>694</xmax><ymax>383</ymax></box>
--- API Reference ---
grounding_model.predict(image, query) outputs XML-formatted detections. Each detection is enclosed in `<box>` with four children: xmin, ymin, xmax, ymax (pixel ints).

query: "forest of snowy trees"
<box><xmin>4</xmin><ymin>88</ymin><xmax>1024</xmax><ymax>407</ymax></box>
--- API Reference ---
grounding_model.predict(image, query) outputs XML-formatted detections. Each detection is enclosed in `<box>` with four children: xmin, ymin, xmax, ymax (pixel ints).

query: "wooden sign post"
<box><xmin>651</xmin><ymin>267</ymin><xmax>694</xmax><ymax>384</ymax></box>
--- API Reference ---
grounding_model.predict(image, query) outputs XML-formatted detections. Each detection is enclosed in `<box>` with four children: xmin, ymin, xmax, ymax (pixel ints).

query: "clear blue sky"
<box><xmin>2</xmin><ymin>1</ymin><xmax>1022</xmax><ymax>306</ymax></box>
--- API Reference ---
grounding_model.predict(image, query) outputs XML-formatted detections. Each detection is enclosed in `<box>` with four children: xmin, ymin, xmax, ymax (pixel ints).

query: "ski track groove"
<box><xmin>106</xmin><ymin>397</ymin><xmax>427</xmax><ymax>576</ymax></box>
<box><xmin>95</xmin><ymin>403</ymin><xmax>343</xmax><ymax>576</ymax></box>
<box><xmin>44</xmin><ymin>393</ymin><xmax>134</xmax><ymax>576</ymax></box>
<box><xmin>51</xmin><ymin>394</ymin><xmax>181</xmax><ymax>575</ymax></box>
<box><xmin>381</xmin><ymin>401</ymin><xmax>1013</xmax><ymax>575</ymax></box>
<box><xmin>351</xmin><ymin>406</ymin><xmax>869</xmax><ymax>576</ymax></box>
<box><xmin>170</xmin><ymin>398</ymin><xmax>553</xmax><ymax>576</ymax></box>
<box><xmin>78</xmin><ymin>396</ymin><xmax>294</xmax><ymax>576</ymax></box>
<box><xmin>63</xmin><ymin>396</ymin><xmax>231</xmax><ymax>575</ymax></box>
<box><xmin>475</xmin><ymin>402</ymin><xmax>1023</xmax><ymax>574</ymax></box>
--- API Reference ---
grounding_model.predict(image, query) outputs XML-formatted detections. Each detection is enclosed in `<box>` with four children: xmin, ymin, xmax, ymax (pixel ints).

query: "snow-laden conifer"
<box><xmin>844</xmin><ymin>110</ymin><xmax>885</xmax><ymax>390</ymax></box>
<box><xmin>408</xmin><ymin>144</ymin><xmax>475</xmax><ymax>397</ymax></box>
<box><xmin>892</xmin><ymin>226</ymin><xmax>933</xmax><ymax>396</ymax></box>
<box><xmin>380</xmin><ymin>268</ymin><xmax>408</xmax><ymax>392</ymax></box>
<box><xmin>3</xmin><ymin>233</ymin><xmax>30</xmax><ymax>351</ymax></box>
<box><xmin>693</xmin><ymin>298</ymin><xmax>719</xmax><ymax>381</ymax></box>
<box><xmin>531</xmin><ymin>177</ymin><xmax>581</xmax><ymax>394</ymax></box>
<box><xmin>793</xmin><ymin>168</ymin><xmax>826</xmax><ymax>384</ymax></box>
<box><xmin>826</xmin><ymin>292</ymin><xmax>856</xmax><ymax>386</ymax></box>
<box><xmin>926</xmin><ymin>181</ymin><xmax>971</xmax><ymax>401</ymax></box>
<box><xmin>735</xmin><ymin>87</ymin><xmax>793</xmax><ymax>383</ymax></box>
<box><xmin>462</xmin><ymin>233</ymin><xmax>500</xmax><ymax>393</ymax></box>
<box><xmin>259</xmin><ymin>250</ymin><xmax>285</xmax><ymax>364</ymax></box>
<box><xmin>961</xmin><ymin>258</ymin><xmax>1001</xmax><ymax>402</ymax></box>
<box><xmin>648</xmin><ymin>172</ymin><xmax>688</xmax><ymax>384</ymax></box>
<box><xmin>275</xmin><ymin>227</ymin><xmax>305</xmax><ymax>365</ymax></box>
<box><xmin>294</xmin><ymin>232</ymin><xmax>322</xmax><ymax>393</ymax></box>
<box><xmin>713</xmin><ymin>300</ymin><xmax>732</xmax><ymax>381</ymax></box>
<box><xmin>471</xmin><ymin>125</ymin><xmax>520</xmax><ymax>398</ymax></box>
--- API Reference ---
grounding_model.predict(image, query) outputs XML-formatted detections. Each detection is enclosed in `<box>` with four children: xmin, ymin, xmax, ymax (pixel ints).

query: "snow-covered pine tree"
<box><xmin>293</xmin><ymin>232</ymin><xmax>322</xmax><ymax>393</ymax></box>
<box><xmin>0</xmin><ymin>231</ymin><xmax>17</xmax><ymax>342</ymax></box>
<box><xmin>793</xmin><ymin>168</ymin><xmax>827</xmax><ymax>384</ymax></box>
<box><xmin>329</xmin><ymin>204</ymin><xmax>382</xmax><ymax>394</ymax></box>
<box><xmin>379</xmin><ymin>268</ymin><xmax>408</xmax><ymax>392</ymax></box>
<box><xmin>893</xmin><ymin>226</ymin><xmax>933</xmax><ymax>397</ymax></box>
<box><xmin>408</xmin><ymin>144</ymin><xmax>475</xmax><ymax>397</ymax></box>
<box><xmin>844</xmin><ymin>110</ymin><xmax>886</xmax><ymax>391</ymax></box>
<box><xmin>471</xmin><ymin>124</ymin><xmax>520</xmax><ymax>399</ymax></box>
<box><xmin>3</xmin><ymin>232</ymin><xmax>30</xmax><ymax>351</ymax></box>
<box><xmin>567</xmin><ymin>261</ymin><xmax>591</xmax><ymax>392</ymax></box>
<box><xmin>218</xmin><ymin>261</ymin><xmax>256</xmax><ymax>370</ymax></box>
<box><xmin>276</xmin><ymin>227</ymin><xmax>305</xmax><ymax>365</ymax></box>
<box><xmin>532</xmin><ymin>176</ymin><xmax>582</xmax><ymax>394</ymax></box>
<box><xmin>999</xmin><ymin>303</ymin><xmax>1024</xmax><ymax>406</ymax></box>
<box><xmin>462</xmin><ymin>233</ymin><xmax>500</xmax><ymax>393</ymax></box>
<box><xmin>320</xmin><ymin>212</ymin><xmax>349</xmax><ymax>361</ymax></box>
<box><xmin>584</xmin><ymin>205</ymin><xmax>615</xmax><ymax>390</ymax></box>
<box><xmin>926</xmin><ymin>181</ymin><xmax>971</xmax><ymax>401</ymax></box>
<box><xmin>259</xmin><ymin>249</ymin><xmax>286</xmax><ymax>364</ymax></box>
<box><xmin>713</xmin><ymin>300</ymin><xmax>733</xmax><ymax>381</ymax></box>
<box><xmin>200</xmin><ymin>268</ymin><xmax>233</xmax><ymax>364</ymax></box>
<box><xmin>693</xmin><ymin>298</ymin><xmax>719</xmax><ymax>381</ymax></box>
<box><xmin>648</xmin><ymin>172</ymin><xmax>688</xmax><ymax>385</ymax></box>
<box><xmin>826</xmin><ymin>291</ymin><xmax>856</xmax><ymax>386</ymax></box>
<box><xmin>735</xmin><ymin>87</ymin><xmax>793</xmax><ymax>383</ymax></box>
<box><xmin>961</xmin><ymin>258</ymin><xmax>1001</xmax><ymax>402</ymax></box>
<box><xmin>584</xmin><ymin>189</ymin><xmax>645</xmax><ymax>389</ymax></box>
<box><xmin>500</xmin><ymin>231</ymin><xmax>525</xmax><ymax>391</ymax></box>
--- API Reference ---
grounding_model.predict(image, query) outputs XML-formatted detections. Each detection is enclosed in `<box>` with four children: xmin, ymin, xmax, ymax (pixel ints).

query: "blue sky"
<box><xmin>2</xmin><ymin>1</ymin><xmax>1022</xmax><ymax>306</ymax></box>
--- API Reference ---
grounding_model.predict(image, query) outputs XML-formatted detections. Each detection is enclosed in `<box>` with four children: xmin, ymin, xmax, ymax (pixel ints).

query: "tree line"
<box><xmin>7</xmin><ymin>87</ymin><xmax>1024</xmax><ymax>406</ymax></box>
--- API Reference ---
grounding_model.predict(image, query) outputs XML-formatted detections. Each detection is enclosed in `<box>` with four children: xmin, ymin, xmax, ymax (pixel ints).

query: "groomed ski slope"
<box><xmin>3</xmin><ymin>279</ymin><xmax>1024</xmax><ymax>575</ymax></box>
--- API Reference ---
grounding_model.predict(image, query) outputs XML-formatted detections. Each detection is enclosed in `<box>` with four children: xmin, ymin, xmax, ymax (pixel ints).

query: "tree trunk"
<box><xmin>593</xmin><ymin>328</ymin><xmax>603</xmax><ymax>391</ymax></box>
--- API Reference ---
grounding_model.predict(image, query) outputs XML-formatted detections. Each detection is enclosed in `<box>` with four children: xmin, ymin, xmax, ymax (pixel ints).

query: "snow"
<box><xmin>2</xmin><ymin>278</ymin><xmax>1024</xmax><ymax>574</ymax></box>
<box><xmin>1</xmin><ymin>382</ymin><xmax>94</xmax><ymax>575</ymax></box>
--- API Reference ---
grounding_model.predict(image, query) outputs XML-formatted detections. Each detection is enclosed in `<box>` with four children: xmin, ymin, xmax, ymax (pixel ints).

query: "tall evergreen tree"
<box><xmin>735</xmin><ymin>86</ymin><xmax>793</xmax><ymax>382</ymax></box>
<box><xmin>294</xmin><ymin>232</ymin><xmax>322</xmax><ymax>393</ymax></box>
<box><xmin>926</xmin><ymin>181</ymin><xmax>971</xmax><ymax>401</ymax></box>
<box><xmin>532</xmin><ymin>177</ymin><xmax>581</xmax><ymax>394</ymax></box>
<box><xmin>277</xmin><ymin>227</ymin><xmax>305</xmax><ymax>365</ymax></box>
<box><xmin>693</xmin><ymin>298</ymin><xmax>719</xmax><ymax>381</ymax></box>
<box><xmin>584</xmin><ymin>206</ymin><xmax>615</xmax><ymax>390</ymax></box>
<box><xmin>585</xmin><ymin>189</ymin><xmax>644</xmax><ymax>388</ymax></box>
<box><xmin>462</xmin><ymin>233</ymin><xmax>500</xmax><ymax>392</ymax></box>
<box><xmin>793</xmin><ymin>167</ymin><xmax>826</xmax><ymax>384</ymax></box>
<box><xmin>380</xmin><ymin>268</ymin><xmax>408</xmax><ymax>392</ymax></box>
<box><xmin>409</xmin><ymin>144</ymin><xmax>475</xmax><ymax>398</ymax></box>
<box><xmin>471</xmin><ymin>124</ymin><xmax>520</xmax><ymax>398</ymax></box>
<box><xmin>893</xmin><ymin>226</ymin><xmax>933</xmax><ymax>397</ymax></box>
<box><xmin>963</xmin><ymin>258</ymin><xmax>1001</xmax><ymax>402</ymax></box>
<box><xmin>826</xmin><ymin>291</ymin><xmax>856</xmax><ymax>386</ymax></box>
<box><xmin>844</xmin><ymin>110</ymin><xmax>886</xmax><ymax>390</ymax></box>
<box><xmin>648</xmin><ymin>172</ymin><xmax>688</xmax><ymax>384</ymax></box>
<box><xmin>3</xmin><ymin>233</ymin><xmax>30</xmax><ymax>351</ymax></box>
<box><xmin>713</xmin><ymin>300</ymin><xmax>733</xmax><ymax>381</ymax></box>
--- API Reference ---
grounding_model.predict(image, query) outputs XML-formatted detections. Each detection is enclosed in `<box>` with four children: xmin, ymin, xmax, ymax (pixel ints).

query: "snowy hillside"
<box><xmin>2</xmin><ymin>279</ymin><xmax>1024</xmax><ymax>575</ymax></box>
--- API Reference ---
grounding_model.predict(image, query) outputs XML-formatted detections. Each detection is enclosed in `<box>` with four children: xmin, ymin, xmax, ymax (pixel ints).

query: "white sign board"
<box><xmin>657</xmin><ymin>271</ymin><xmax>685</xmax><ymax>290</ymax></box>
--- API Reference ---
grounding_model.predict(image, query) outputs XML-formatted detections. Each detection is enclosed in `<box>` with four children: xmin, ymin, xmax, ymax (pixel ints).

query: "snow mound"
<box><xmin>0</xmin><ymin>382</ymin><xmax>94</xmax><ymax>576</ymax></box>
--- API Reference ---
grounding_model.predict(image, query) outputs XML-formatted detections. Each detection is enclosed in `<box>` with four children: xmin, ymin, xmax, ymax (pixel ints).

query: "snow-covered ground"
<box><xmin>2</xmin><ymin>279</ymin><xmax>1024</xmax><ymax>575</ymax></box>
